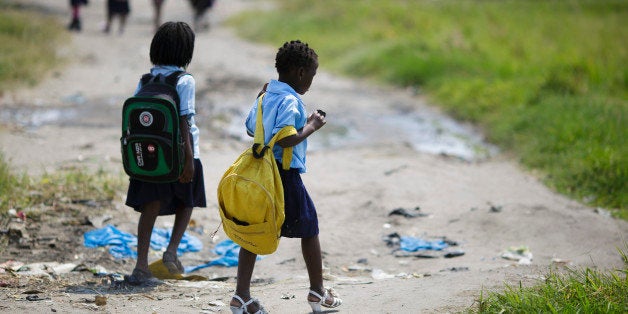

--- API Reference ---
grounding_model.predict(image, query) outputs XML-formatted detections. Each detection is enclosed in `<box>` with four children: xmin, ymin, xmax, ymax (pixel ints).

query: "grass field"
<box><xmin>475</xmin><ymin>245</ymin><xmax>628</xmax><ymax>313</ymax></box>
<box><xmin>230</xmin><ymin>0</ymin><xmax>627</xmax><ymax>216</ymax></box>
<box><xmin>0</xmin><ymin>2</ymin><xmax>66</xmax><ymax>92</ymax></box>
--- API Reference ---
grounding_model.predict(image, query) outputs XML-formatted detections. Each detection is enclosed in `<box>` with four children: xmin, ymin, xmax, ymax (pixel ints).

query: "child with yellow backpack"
<box><xmin>228</xmin><ymin>40</ymin><xmax>342</xmax><ymax>314</ymax></box>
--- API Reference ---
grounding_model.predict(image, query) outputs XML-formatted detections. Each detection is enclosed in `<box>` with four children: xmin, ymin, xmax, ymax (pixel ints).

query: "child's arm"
<box><xmin>277</xmin><ymin>110</ymin><xmax>326</xmax><ymax>148</ymax></box>
<box><xmin>178</xmin><ymin>116</ymin><xmax>195</xmax><ymax>183</ymax></box>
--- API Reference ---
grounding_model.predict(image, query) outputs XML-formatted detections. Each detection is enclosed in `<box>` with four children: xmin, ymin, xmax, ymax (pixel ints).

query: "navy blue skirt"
<box><xmin>278</xmin><ymin>163</ymin><xmax>319</xmax><ymax>238</ymax></box>
<box><xmin>107</xmin><ymin>0</ymin><xmax>130</xmax><ymax>14</ymax></box>
<box><xmin>125</xmin><ymin>158</ymin><xmax>206</xmax><ymax>215</ymax></box>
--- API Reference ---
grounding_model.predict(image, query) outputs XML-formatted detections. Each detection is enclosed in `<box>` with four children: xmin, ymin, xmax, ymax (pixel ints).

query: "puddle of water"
<box><xmin>2</xmin><ymin>94</ymin><xmax>497</xmax><ymax>162</ymax></box>
<box><xmin>225</xmin><ymin>108</ymin><xmax>497</xmax><ymax>162</ymax></box>
<box><xmin>0</xmin><ymin>107</ymin><xmax>78</xmax><ymax>129</ymax></box>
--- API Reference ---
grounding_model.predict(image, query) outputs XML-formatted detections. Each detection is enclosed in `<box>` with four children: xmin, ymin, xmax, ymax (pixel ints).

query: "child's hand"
<box><xmin>179</xmin><ymin>159</ymin><xmax>195</xmax><ymax>183</ymax></box>
<box><xmin>307</xmin><ymin>110</ymin><xmax>326</xmax><ymax>130</ymax></box>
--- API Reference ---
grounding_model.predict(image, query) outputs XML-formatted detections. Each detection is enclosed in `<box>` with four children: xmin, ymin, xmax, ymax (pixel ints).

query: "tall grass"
<box><xmin>229</xmin><ymin>0</ymin><xmax>627</xmax><ymax>214</ymax></box>
<box><xmin>475</xmin><ymin>245</ymin><xmax>628</xmax><ymax>313</ymax></box>
<box><xmin>0</xmin><ymin>2</ymin><xmax>66</xmax><ymax>92</ymax></box>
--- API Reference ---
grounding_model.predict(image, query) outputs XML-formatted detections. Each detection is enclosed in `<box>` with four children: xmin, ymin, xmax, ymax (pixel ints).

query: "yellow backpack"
<box><xmin>217</xmin><ymin>93</ymin><xmax>297</xmax><ymax>255</ymax></box>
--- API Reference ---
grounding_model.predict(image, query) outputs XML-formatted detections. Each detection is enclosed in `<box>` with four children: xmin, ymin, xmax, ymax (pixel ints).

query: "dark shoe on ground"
<box><xmin>68</xmin><ymin>18</ymin><xmax>81</xmax><ymax>31</ymax></box>
<box><xmin>124</xmin><ymin>268</ymin><xmax>155</xmax><ymax>286</ymax></box>
<box><xmin>162</xmin><ymin>251</ymin><xmax>184</xmax><ymax>275</ymax></box>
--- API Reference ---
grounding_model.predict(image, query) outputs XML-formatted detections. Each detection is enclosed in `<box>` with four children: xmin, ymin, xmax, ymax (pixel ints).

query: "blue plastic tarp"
<box><xmin>400</xmin><ymin>236</ymin><xmax>448</xmax><ymax>251</ymax></box>
<box><xmin>84</xmin><ymin>224</ymin><xmax>202</xmax><ymax>259</ymax></box>
<box><xmin>185</xmin><ymin>239</ymin><xmax>263</xmax><ymax>273</ymax></box>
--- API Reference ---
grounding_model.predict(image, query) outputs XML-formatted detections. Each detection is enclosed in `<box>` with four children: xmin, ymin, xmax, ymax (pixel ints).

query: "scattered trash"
<box><xmin>83</xmin><ymin>224</ymin><xmax>202</xmax><ymax>259</ymax></box>
<box><xmin>280</xmin><ymin>293</ymin><xmax>295</xmax><ymax>300</ymax></box>
<box><xmin>399</xmin><ymin>236</ymin><xmax>448</xmax><ymax>252</ymax></box>
<box><xmin>26</xmin><ymin>295</ymin><xmax>48</xmax><ymax>301</ymax></box>
<box><xmin>382</xmin><ymin>232</ymin><xmax>402</xmax><ymax>247</ymax></box>
<box><xmin>443</xmin><ymin>250</ymin><xmax>465</xmax><ymax>258</ymax></box>
<box><xmin>383</xmin><ymin>232</ymin><xmax>463</xmax><ymax>260</ymax></box>
<box><xmin>12</xmin><ymin>262</ymin><xmax>78</xmax><ymax>277</ymax></box>
<box><xmin>83</xmin><ymin>225</ymin><xmax>137</xmax><ymax>259</ymax></box>
<box><xmin>551</xmin><ymin>258</ymin><xmax>572</xmax><ymax>266</ymax></box>
<box><xmin>388</xmin><ymin>207</ymin><xmax>429</xmax><ymax>218</ymax></box>
<box><xmin>372</xmin><ymin>268</ymin><xmax>395</xmax><ymax>280</ymax></box>
<box><xmin>501</xmin><ymin>246</ymin><xmax>533</xmax><ymax>265</ymax></box>
<box><xmin>594</xmin><ymin>208</ymin><xmax>611</xmax><ymax>218</ymax></box>
<box><xmin>184</xmin><ymin>239</ymin><xmax>262</xmax><ymax>273</ymax></box>
<box><xmin>0</xmin><ymin>260</ymin><xmax>25</xmax><ymax>273</ymax></box>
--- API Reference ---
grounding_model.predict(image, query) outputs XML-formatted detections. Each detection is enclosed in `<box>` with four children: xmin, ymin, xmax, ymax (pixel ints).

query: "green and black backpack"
<box><xmin>120</xmin><ymin>71</ymin><xmax>187</xmax><ymax>183</ymax></box>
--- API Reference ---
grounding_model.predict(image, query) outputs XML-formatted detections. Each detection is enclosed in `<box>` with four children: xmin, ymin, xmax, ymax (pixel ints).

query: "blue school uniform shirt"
<box><xmin>245</xmin><ymin>80</ymin><xmax>308</xmax><ymax>173</ymax></box>
<box><xmin>134</xmin><ymin>65</ymin><xmax>200</xmax><ymax>159</ymax></box>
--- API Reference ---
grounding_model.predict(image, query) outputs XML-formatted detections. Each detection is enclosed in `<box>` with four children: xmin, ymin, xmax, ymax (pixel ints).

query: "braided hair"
<box><xmin>150</xmin><ymin>21</ymin><xmax>195</xmax><ymax>68</ymax></box>
<box><xmin>275</xmin><ymin>40</ymin><xmax>318</xmax><ymax>74</ymax></box>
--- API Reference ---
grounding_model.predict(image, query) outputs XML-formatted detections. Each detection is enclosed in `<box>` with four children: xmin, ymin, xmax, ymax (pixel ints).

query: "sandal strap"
<box><xmin>309</xmin><ymin>289</ymin><xmax>342</xmax><ymax>308</ymax></box>
<box><xmin>232</xmin><ymin>294</ymin><xmax>247</xmax><ymax>308</ymax></box>
<box><xmin>308</xmin><ymin>289</ymin><xmax>324</xmax><ymax>301</ymax></box>
<box><xmin>232</xmin><ymin>295</ymin><xmax>267</xmax><ymax>314</ymax></box>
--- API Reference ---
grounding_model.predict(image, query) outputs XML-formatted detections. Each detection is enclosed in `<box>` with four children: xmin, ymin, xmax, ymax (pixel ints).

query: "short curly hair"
<box><xmin>275</xmin><ymin>40</ymin><xmax>318</xmax><ymax>74</ymax></box>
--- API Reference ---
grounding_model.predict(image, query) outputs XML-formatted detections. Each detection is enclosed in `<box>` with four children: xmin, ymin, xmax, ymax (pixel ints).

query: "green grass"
<box><xmin>0</xmin><ymin>152</ymin><xmax>124</xmax><ymax>215</ymax></box>
<box><xmin>0</xmin><ymin>2</ymin><xmax>66</xmax><ymax>93</ymax></box>
<box><xmin>474</xmin><ymin>246</ymin><xmax>628</xmax><ymax>313</ymax></box>
<box><xmin>229</xmin><ymin>0</ymin><xmax>627</xmax><ymax>215</ymax></box>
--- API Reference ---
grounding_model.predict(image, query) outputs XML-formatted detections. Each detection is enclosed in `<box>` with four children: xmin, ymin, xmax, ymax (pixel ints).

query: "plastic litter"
<box><xmin>399</xmin><ymin>236</ymin><xmax>449</xmax><ymax>251</ymax></box>
<box><xmin>83</xmin><ymin>224</ymin><xmax>202</xmax><ymax>259</ymax></box>
<box><xmin>184</xmin><ymin>239</ymin><xmax>262</xmax><ymax>273</ymax></box>
<box><xmin>501</xmin><ymin>246</ymin><xmax>533</xmax><ymax>265</ymax></box>
<box><xmin>388</xmin><ymin>207</ymin><xmax>429</xmax><ymax>218</ymax></box>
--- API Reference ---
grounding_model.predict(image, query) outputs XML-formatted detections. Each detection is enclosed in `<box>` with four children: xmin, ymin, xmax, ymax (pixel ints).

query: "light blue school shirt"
<box><xmin>134</xmin><ymin>65</ymin><xmax>200</xmax><ymax>159</ymax></box>
<box><xmin>245</xmin><ymin>80</ymin><xmax>308</xmax><ymax>173</ymax></box>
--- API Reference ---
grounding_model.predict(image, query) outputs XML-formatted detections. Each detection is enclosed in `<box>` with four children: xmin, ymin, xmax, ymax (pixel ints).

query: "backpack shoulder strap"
<box><xmin>139</xmin><ymin>70</ymin><xmax>187</xmax><ymax>87</ymax></box>
<box><xmin>165</xmin><ymin>70</ymin><xmax>188</xmax><ymax>87</ymax></box>
<box><xmin>139</xmin><ymin>73</ymin><xmax>154</xmax><ymax>86</ymax></box>
<box><xmin>251</xmin><ymin>93</ymin><xmax>297</xmax><ymax>170</ymax></box>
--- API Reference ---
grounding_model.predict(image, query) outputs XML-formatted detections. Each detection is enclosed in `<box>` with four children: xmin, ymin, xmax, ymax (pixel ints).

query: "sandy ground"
<box><xmin>1</xmin><ymin>1</ymin><xmax>627</xmax><ymax>313</ymax></box>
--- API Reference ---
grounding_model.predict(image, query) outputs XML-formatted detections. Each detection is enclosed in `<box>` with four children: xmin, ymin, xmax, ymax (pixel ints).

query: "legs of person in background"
<box><xmin>68</xmin><ymin>4</ymin><xmax>81</xmax><ymax>31</ymax></box>
<box><xmin>152</xmin><ymin>0</ymin><xmax>165</xmax><ymax>32</ymax></box>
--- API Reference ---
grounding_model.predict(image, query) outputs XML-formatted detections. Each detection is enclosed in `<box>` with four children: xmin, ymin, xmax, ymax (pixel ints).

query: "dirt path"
<box><xmin>1</xmin><ymin>1</ymin><xmax>626</xmax><ymax>313</ymax></box>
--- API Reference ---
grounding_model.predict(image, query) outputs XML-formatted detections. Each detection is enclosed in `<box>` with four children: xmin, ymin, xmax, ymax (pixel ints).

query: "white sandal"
<box><xmin>230</xmin><ymin>294</ymin><xmax>268</xmax><ymax>314</ymax></box>
<box><xmin>308</xmin><ymin>288</ymin><xmax>342</xmax><ymax>312</ymax></box>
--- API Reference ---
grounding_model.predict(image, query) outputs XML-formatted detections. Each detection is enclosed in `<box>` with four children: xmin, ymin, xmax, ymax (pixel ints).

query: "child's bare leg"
<box><xmin>303</xmin><ymin>235</ymin><xmax>341</xmax><ymax>307</ymax></box>
<box><xmin>134</xmin><ymin>200</ymin><xmax>161</xmax><ymax>272</ymax></box>
<box><xmin>301</xmin><ymin>235</ymin><xmax>324</xmax><ymax>293</ymax></box>
<box><xmin>119</xmin><ymin>14</ymin><xmax>127</xmax><ymax>34</ymax></box>
<box><xmin>231</xmin><ymin>248</ymin><xmax>260</xmax><ymax>311</ymax></box>
<box><xmin>166</xmin><ymin>206</ymin><xmax>193</xmax><ymax>255</ymax></box>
